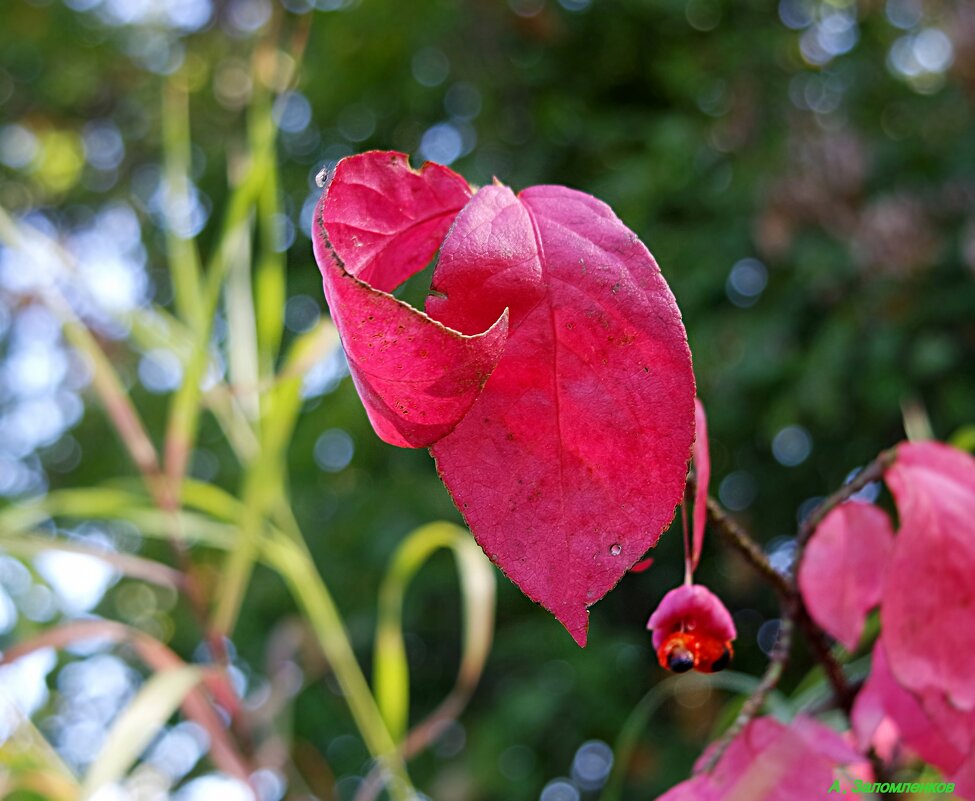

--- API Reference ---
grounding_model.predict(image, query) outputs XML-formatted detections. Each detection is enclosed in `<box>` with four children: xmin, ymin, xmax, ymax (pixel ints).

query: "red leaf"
<box><xmin>314</xmin><ymin>151</ymin><xmax>509</xmax><ymax>447</ymax></box>
<box><xmin>314</xmin><ymin>155</ymin><xmax>695</xmax><ymax>645</ymax></box>
<box><xmin>798</xmin><ymin>501</ymin><xmax>894</xmax><ymax>651</ymax></box>
<box><xmin>882</xmin><ymin>441</ymin><xmax>975</xmax><ymax>713</ymax></box>
<box><xmin>427</xmin><ymin>184</ymin><xmax>695</xmax><ymax>645</ymax></box>
<box><xmin>629</xmin><ymin>557</ymin><xmax>654</xmax><ymax>573</ymax></box>
<box><xmin>691</xmin><ymin>398</ymin><xmax>710</xmax><ymax>573</ymax></box>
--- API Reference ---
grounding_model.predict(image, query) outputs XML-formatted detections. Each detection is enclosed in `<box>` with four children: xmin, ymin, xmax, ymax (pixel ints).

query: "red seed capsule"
<box><xmin>656</xmin><ymin>630</ymin><xmax>734</xmax><ymax>674</ymax></box>
<box><xmin>648</xmin><ymin>584</ymin><xmax>737</xmax><ymax>674</ymax></box>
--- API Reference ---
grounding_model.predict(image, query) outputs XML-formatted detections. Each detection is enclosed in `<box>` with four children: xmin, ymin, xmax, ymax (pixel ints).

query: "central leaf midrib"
<box><xmin>522</xmin><ymin>200</ymin><xmax>571</xmax><ymax>581</ymax></box>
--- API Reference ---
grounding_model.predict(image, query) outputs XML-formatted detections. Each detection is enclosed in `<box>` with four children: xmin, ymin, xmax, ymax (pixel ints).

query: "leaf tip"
<box><xmin>559</xmin><ymin>605</ymin><xmax>590</xmax><ymax>647</ymax></box>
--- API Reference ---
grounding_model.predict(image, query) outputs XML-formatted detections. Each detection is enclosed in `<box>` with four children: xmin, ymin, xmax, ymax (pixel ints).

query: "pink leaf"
<box><xmin>691</xmin><ymin>398</ymin><xmax>710</xmax><ymax>572</ymax></box>
<box><xmin>852</xmin><ymin>640</ymin><xmax>966</xmax><ymax>768</ymax></box>
<box><xmin>882</xmin><ymin>441</ymin><xmax>975</xmax><ymax>712</ymax></box>
<box><xmin>852</xmin><ymin>639</ymin><xmax>975</xmax><ymax>795</ymax></box>
<box><xmin>659</xmin><ymin>717</ymin><xmax>867</xmax><ymax>801</ymax></box>
<box><xmin>950</xmin><ymin>754</ymin><xmax>975</xmax><ymax>801</ymax></box>
<box><xmin>703</xmin><ymin>717</ymin><xmax>865</xmax><ymax>801</ymax></box>
<box><xmin>314</xmin><ymin>151</ymin><xmax>509</xmax><ymax>447</ymax></box>
<box><xmin>427</xmin><ymin>183</ymin><xmax>695</xmax><ymax>645</ymax></box>
<box><xmin>656</xmin><ymin>776</ymin><xmax>717</xmax><ymax>801</ymax></box>
<box><xmin>797</xmin><ymin>500</ymin><xmax>894</xmax><ymax>651</ymax></box>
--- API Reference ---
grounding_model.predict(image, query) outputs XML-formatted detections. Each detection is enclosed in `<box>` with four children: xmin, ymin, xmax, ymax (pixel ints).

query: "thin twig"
<box><xmin>697</xmin><ymin>610</ymin><xmax>795</xmax><ymax>774</ymax></box>
<box><xmin>686</xmin><ymin>447</ymin><xmax>897</xmax><ymax>765</ymax></box>
<box><xmin>795</xmin><ymin>606</ymin><xmax>855</xmax><ymax>714</ymax></box>
<box><xmin>795</xmin><ymin>448</ymin><xmax>897</xmax><ymax>550</ymax></box>
<box><xmin>791</xmin><ymin>447</ymin><xmax>897</xmax><ymax>713</ymax></box>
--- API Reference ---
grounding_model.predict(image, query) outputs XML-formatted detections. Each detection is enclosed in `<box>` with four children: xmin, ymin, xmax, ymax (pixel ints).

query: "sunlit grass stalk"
<box><xmin>262</xmin><ymin>528</ymin><xmax>413</xmax><ymax>801</ymax></box>
<box><xmin>161</xmin><ymin>74</ymin><xmax>205</xmax><ymax>332</ymax></box>
<box><xmin>254</xmin><ymin>111</ymin><xmax>287</xmax><ymax>375</ymax></box>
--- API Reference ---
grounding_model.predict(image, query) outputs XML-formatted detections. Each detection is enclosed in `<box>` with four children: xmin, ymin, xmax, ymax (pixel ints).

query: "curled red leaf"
<box><xmin>314</xmin><ymin>153</ymin><xmax>696</xmax><ymax>644</ymax></box>
<box><xmin>314</xmin><ymin>151</ymin><xmax>508</xmax><ymax>447</ymax></box>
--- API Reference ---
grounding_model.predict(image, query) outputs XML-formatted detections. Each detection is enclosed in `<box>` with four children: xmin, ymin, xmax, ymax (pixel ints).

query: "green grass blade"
<box><xmin>373</xmin><ymin>522</ymin><xmax>496</xmax><ymax>743</ymax></box>
<box><xmin>262</xmin><ymin>531</ymin><xmax>413</xmax><ymax>800</ymax></box>
<box><xmin>162</xmin><ymin>75</ymin><xmax>204</xmax><ymax>331</ymax></box>
<box><xmin>0</xmin><ymin>697</ymin><xmax>79</xmax><ymax>801</ymax></box>
<box><xmin>255</xmin><ymin>124</ymin><xmax>287</xmax><ymax>374</ymax></box>
<box><xmin>80</xmin><ymin>666</ymin><xmax>203</xmax><ymax>798</ymax></box>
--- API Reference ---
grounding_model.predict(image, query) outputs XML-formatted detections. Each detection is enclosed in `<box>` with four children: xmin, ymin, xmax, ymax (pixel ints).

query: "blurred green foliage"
<box><xmin>0</xmin><ymin>0</ymin><xmax>973</xmax><ymax>799</ymax></box>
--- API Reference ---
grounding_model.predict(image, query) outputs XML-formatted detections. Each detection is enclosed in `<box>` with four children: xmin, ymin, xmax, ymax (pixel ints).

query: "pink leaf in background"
<box><xmin>882</xmin><ymin>441</ymin><xmax>975</xmax><ymax>712</ymax></box>
<box><xmin>314</xmin><ymin>154</ymin><xmax>695</xmax><ymax>644</ymax></box>
<box><xmin>852</xmin><ymin>640</ymin><xmax>975</xmax><ymax>798</ymax></box>
<box><xmin>655</xmin><ymin>776</ymin><xmax>717</xmax><ymax>801</ymax></box>
<box><xmin>798</xmin><ymin>500</ymin><xmax>894</xmax><ymax>651</ymax></box>
<box><xmin>427</xmin><ymin>183</ymin><xmax>695</xmax><ymax>645</ymax></box>
<box><xmin>691</xmin><ymin>397</ymin><xmax>710</xmax><ymax>573</ymax></box>
<box><xmin>658</xmin><ymin>717</ymin><xmax>868</xmax><ymax>801</ymax></box>
<box><xmin>701</xmin><ymin>717</ymin><xmax>866</xmax><ymax>801</ymax></box>
<box><xmin>853</xmin><ymin>640</ymin><xmax>966</xmax><ymax>768</ymax></box>
<box><xmin>314</xmin><ymin>152</ymin><xmax>508</xmax><ymax>447</ymax></box>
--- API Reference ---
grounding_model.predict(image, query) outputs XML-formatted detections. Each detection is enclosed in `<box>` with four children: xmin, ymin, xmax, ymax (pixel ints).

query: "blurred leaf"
<box><xmin>162</xmin><ymin>74</ymin><xmax>205</xmax><ymax>331</ymax></box>
<box><xmin>80</xmin><ymin>666</ymin><xmax>203</xmax><ymax>798</ymax></box>
<box><xmin>949</xmin><ymin>424</ymin><xmax>975</xmax><ymax>454</ymax></box>
<box><xmin>0</xmin><ymin>532</ymin><xmax>182</xmax><ymax>588</ymax></box>
<box><xmin>0</xmin><ymin>699</ymin><xmax>78</xmax><ymax>801</ymax></box>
